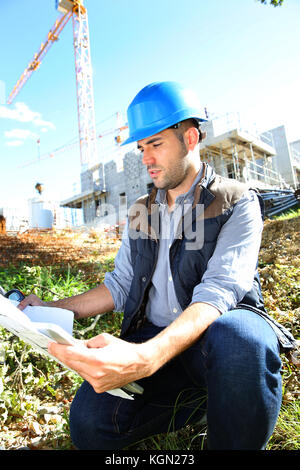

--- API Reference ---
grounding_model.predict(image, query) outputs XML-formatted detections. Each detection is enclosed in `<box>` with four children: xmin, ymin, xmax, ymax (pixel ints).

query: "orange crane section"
<box><xmin>7</xmin><ymin>11</ymin><xmax>72</xmax><ymax>105</ymax></box>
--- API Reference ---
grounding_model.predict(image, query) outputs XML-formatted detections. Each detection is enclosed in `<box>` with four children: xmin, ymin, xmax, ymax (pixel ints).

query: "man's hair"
<box><xmin>171</xmin><ymin>118</ymin><xmax>203</xmax><ymax>146</ymax></box>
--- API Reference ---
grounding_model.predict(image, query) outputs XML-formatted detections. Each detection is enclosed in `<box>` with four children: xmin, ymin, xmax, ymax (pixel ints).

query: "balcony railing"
<box><xmin>243</xmin><ymin>159</ymin><xmax>285</xmax><ymax>188</ymax></box>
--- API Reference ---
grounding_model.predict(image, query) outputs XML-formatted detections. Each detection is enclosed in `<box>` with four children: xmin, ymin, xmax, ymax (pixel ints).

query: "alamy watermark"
<box><xmin>100</xmin><ymin>202</ymin><xmax>205</xmax><ymax>250</ymax></box>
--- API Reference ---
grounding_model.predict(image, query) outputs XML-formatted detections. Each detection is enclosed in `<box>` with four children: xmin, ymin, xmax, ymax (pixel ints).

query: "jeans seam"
<box><xmin>112</xmin><ymin>398</ymin><xmax>124</xmax><ymax>434</ymax></box>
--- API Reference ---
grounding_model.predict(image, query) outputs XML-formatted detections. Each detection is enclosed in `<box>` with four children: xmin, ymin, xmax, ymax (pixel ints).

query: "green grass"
<box><xmin>267</xmin><ymin>400</ymin><xmax>300</xmax><ymax>450</ymax></box>
<box><xmin>0</xmin><ymin>257</ymin><xmax>299</xmax><ymax>450</ymax></box>
<box><xmin>272</xmin><ymin>203</ymin><xmax>300</xmax><ymax>220</ymax></box>
<box><xmin>0</xmin><ymin>262</ymin><xmax>123</xmax><ymax>450</ymax></box>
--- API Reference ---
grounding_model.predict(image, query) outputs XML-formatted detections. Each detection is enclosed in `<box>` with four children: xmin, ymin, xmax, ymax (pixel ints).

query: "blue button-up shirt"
<box><xmin>104</xmin><ymin>166</ymin><xmax>263</xmax><ymax>326</ymax></box>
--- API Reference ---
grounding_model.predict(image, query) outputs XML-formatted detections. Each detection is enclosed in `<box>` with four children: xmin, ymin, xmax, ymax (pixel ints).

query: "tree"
<box><xmin>258</xmin><ymin>0</ymin><xmax>284</xmax><ymax>6</ymax></box>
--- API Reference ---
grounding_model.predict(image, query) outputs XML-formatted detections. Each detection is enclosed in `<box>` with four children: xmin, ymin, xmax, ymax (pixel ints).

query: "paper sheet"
<box><xmin>0</xmin><ymin>295</ymin><xmax>141</xmax><ymax>399</ymax></box>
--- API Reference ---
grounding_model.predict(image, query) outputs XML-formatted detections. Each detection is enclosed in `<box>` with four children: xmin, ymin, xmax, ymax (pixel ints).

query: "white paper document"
<box><xmin>0</xmin><ymin>296</ymin><xmax>143</xmax><ymax>399</ymax></box>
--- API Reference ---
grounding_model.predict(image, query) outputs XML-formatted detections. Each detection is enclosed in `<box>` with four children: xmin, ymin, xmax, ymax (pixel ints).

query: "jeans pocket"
<box><xmin>112</xmin><ymin>395</ymin><xmax>146</xmax><ymax>435</ymax></box>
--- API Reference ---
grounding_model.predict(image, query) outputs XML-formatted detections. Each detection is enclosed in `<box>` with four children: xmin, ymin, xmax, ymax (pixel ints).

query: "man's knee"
<box><xmin>202</xmin><ymin>309</ymin><xmax>282</xmax><ymax>449</ymax></box>
<box><xmin>202</xmin><ymin>309</ymin><xmax>281</xmax><ymax>374</ymax></box>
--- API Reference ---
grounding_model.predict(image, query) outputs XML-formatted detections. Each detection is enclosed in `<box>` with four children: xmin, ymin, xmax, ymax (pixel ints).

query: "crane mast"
<box><xmin>6</xmin><ymin>0</ymin><xmax>97</xmax><ymax>171</ymax></box>
<box><xmin>71</xmin><ymin>2</ymin><xmax>97</xmax><ymax>170</ymax></box>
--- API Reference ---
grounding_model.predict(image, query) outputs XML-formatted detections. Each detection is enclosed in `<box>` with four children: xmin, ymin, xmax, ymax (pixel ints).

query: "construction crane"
<box><xmin>7</xmin><ymin>0</ymin><xmax>97</xmax><ymax>171</ymax></box>
<box><xmin>18</xmin><ymin>117</ymin><xmax>128</xmax><ymax>168</ymax></box>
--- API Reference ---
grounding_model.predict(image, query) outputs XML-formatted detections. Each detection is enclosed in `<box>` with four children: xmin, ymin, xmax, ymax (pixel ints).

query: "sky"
<box><xmin>0</xmin><ymin>0</ymin><xmax>299</xmax><ymax>210</ymax></box>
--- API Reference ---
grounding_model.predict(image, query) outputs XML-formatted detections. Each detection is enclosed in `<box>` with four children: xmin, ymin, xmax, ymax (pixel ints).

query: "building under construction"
<box><xmin>60</xmin><ymin>113</ymin><xmax>300</xmax><ymax>226</ymax></box>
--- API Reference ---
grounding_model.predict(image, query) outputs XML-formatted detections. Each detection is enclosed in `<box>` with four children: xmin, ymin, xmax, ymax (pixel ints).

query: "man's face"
<box><xmin>137</xmin><ymin>128</ymin><xmax>191</xmax><ymax>191</ymax></box>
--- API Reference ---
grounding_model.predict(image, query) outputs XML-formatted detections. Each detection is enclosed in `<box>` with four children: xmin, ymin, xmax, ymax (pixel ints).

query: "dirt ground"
<box><xmin>0</xmin><ymin>228</ymin><xmax>121</xmax><ymax>269</ymax></box>
<box><xmin>0</xmin><ymin>216</ymin><xmax>299</xmax><ymax>270</ymax></box>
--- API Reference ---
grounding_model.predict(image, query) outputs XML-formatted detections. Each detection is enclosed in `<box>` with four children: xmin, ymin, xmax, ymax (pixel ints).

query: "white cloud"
<box><xmin>4</xmin><ymin>128</ymin><xmax>40</xmax><ymax>147</ymax></box>
<box><xmin>0</xmin><ymin>102</ymin><xmax>55</xmax><ymax>130</ymax></box>
<box><xmin>5</xmin><ymin>129</ymin><xmax>39</xmax><ymax>140</ymax></box>
<box><xmin>5</xmin><ymin>140</ymin><xmax>24</xmax><ymax>147</ymax></box>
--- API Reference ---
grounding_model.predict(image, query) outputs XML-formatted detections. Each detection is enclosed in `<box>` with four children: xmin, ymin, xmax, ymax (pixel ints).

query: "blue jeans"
<box><xmin>69</xmin><ymin>309</ymin><xmax>282</xmax><ymax>450</ymax></box>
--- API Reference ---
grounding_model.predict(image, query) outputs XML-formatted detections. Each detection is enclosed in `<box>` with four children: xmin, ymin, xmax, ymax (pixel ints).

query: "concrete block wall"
<box><xmin>123</xmin><ymin>149</ymin><xmax>152</xmax><ymax>207</ymax></box>
<box><xmin>104</xmin><ymin>159</ymin><xmax>127</xmax><ymax>208</ymax></box>
<box><xmin>80</xmin><ymin>169</ymin><xmax>93</xmax><ymax>193</ymax></box>
<box><xmin>80</xmin><ymin>164</ymin><xmax>104</xmax><ymax>193</ymax></box>
<box><xmin>102</xmin><ymin>149</ymin><xmax>152</xmax><ymax>224</ymax></box>
<box><xmin>95</xmin><ymin>164</ymin><xmax>104</xmax><ymax>191</ymax></box>
<box><xmin>82</xmin><ymin>198</ymin><xmax>96</xmax><ymax>223</ymax></box>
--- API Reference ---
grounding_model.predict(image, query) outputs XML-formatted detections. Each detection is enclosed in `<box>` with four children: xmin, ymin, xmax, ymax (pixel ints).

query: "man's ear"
<box><xmin>185</xmin><ymin>126</ymin><xmax>200</xmax><ymax>150</ymax></box>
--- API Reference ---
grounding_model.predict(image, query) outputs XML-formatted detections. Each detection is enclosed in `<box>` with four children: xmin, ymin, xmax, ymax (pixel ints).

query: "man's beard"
<box><xmin>160</xmin><ymin>167</ymin><xmax>188</xmax><ymax>190</ymax></box>
<box><xmin>149</xmin><ymin>145</ymin><xmax>190</xmax><ymax>191</ymax></box>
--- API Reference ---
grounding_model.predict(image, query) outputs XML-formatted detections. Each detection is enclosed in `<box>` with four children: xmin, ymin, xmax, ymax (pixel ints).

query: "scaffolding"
<box><xmin>199</xmin><ymin>117</ymin><xmax>287</xmax><ymax>189</ymax></box>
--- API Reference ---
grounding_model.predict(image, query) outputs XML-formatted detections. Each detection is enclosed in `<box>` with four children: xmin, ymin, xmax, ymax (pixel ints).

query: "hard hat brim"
<box><xmin>121</xmin><ymin>114</ymin><xmax>207</xmax><ymax>146</ymax></box>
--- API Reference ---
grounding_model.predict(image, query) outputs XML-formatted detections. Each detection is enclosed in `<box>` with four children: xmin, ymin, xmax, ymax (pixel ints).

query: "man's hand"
<box><xmin>18</xmin><ymin>294</ymin><xmax>47</xmax><ymax>310</ymax></box>
<box><xmin>18</xmin><ymin>285</ymin><xmax>115</xmax><ymax>320</ymax></box>
<box><xmin>48</xmin><ymin>302</ymin><xmax>220</xmax><ymax>394</ymax></box>
<box><xmin>48</xmin><ymin>333</ymin><xmax>155</xmax><ymax>393</ymax></box>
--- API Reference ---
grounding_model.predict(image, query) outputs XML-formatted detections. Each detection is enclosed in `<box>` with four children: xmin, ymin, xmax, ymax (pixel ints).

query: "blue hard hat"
<box><xmin>121</xmin><ymin>81</ymin><xmax>206</xmax><ymax>146</ymax></box>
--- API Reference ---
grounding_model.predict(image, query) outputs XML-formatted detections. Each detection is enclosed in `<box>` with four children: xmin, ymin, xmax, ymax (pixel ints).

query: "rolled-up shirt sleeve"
<box><xmin>191</xmin><ymin>190</ymin><xmax>263</xmax><ymax>314</ymax></box>
<box><xmin>104</xmin><ymin>219</ymin><xmax>133</xmax><ymax>312</ymax></box>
